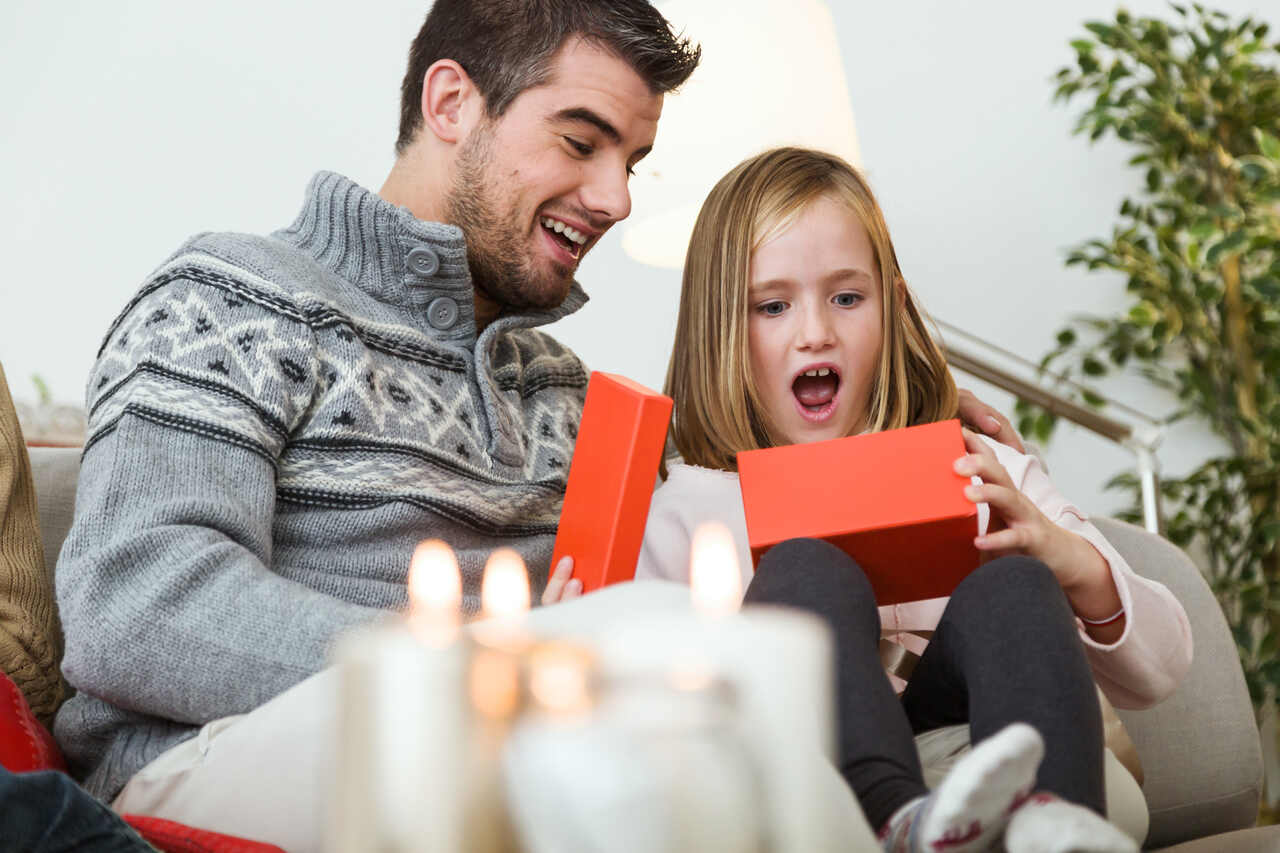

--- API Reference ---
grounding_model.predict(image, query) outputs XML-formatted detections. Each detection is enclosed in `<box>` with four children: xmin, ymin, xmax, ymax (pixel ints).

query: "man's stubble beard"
<box><xmin>446</xmin><ymin>127</ymin><xmax>575</xmax><ymax>312</ymax></box>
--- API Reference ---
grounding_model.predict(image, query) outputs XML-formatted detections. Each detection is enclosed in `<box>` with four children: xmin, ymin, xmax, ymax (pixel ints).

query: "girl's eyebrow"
<box><xmin>750</xmin><ymin>268</ymin><xmax>874</xmax><ymax>291</ymax></box>
<box><xmin>824</xmin><ymin>268</ymin><xmax>875</xmax><ymax>284</ymax></box>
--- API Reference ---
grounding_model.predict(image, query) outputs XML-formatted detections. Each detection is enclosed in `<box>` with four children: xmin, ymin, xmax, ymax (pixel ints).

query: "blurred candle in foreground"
<box><xmin>597</xmin><ymin>522</ymin><xmax>863</xmax><ymax>851</ymax></box>
<box><xmin>464</xmin><ymin>548</ymin><xmax>535</xmax><ymax>853</ymax></box>
<box><xmin>470</xmin><ymin>547</ymin><xmax>533</xmax><ymax>719</ymax></box>
<box><xmin>330</xmin><ymin>540</ymin><xmax>468</xmax><ymax>853</ymax></box>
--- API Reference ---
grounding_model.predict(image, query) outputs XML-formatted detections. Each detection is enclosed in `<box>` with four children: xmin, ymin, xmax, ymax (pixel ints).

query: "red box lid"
<box><xmin>552</xmin><ymin>372</ymin><xmax>673</xmax><ymax>593</ymax></box>
<box><xmin>737</xmin><ymin>419</ymin><xmax>979</xmax><ymax>604</ymax></box>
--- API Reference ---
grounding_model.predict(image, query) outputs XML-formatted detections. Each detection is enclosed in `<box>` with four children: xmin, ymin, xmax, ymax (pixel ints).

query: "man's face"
<box><xmin>447</xmin><ymin>38</ymin><xmax>664</xmax><ymax>313</ymax></box>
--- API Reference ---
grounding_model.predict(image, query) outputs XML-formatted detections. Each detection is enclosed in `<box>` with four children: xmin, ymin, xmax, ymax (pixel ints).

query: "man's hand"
<box><xmin>541</xmin><ymin>556</ymin><xmax>584</xmax><ymax>606</ymax></box>
<box><xmin>956</xmin><ymin>388</ymin><xmax>1024</xmax><ymax>454</ymax></box>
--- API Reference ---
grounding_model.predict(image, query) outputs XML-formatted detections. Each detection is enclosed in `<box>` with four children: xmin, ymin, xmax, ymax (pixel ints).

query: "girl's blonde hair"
<box><xmin>664</xmin><ymin>146</ymin><xmax>958</xmax><ymax>471</ymax></box>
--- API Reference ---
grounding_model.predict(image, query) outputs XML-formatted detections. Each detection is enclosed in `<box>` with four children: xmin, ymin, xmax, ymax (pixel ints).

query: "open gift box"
<box><xmin>737</xmin><ymin>419</ymin><xmax>982</xmax><ymax>605</ymax></box>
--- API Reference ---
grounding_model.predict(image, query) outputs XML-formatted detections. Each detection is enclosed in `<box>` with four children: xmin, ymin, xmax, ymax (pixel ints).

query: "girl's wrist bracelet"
<box><xmin>1079</xmin><ymin>606</ymin><xmax>1126</xmax><ymax>627</ymax></box>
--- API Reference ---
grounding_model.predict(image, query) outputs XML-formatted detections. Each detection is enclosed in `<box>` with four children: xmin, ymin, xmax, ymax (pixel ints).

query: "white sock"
<box><xmin>880</xmin><ymin>722</ymin><xmax>1044</xmax><ymax>853</ymax></box>
<box><xmin>1002</xmin><ymin>793</ymin><xmax>1137</xmax><ymax>853</ymax></box>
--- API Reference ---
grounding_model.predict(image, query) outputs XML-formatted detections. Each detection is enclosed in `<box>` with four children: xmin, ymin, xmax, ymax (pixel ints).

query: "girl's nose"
<box><xmin>796</xmin><ymin>304</ymin><xmax>837</xmax><ymax>351</ymax></box>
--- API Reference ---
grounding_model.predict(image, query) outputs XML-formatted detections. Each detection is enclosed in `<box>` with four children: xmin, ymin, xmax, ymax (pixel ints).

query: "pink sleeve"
<box><xmin>990</xmin><ymin>440</ymin><xmax>1194</xmax><ymax>709</ymax></box>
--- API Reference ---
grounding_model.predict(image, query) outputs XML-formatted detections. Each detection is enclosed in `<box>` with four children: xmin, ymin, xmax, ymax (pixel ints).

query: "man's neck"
<box><xmin>379</xmin><ymin>156</ymin><xmax>448</xmax><ymax>224</ymax></box>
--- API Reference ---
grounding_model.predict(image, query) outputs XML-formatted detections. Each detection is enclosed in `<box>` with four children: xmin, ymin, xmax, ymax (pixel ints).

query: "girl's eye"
<box><xmin>834</xmin><ymin>292</ymin><xmax>862</xmax><ymax>307</ymax></box>
<box><xmin>758</xmin><ymin>301</ymin><xmax>787</xmax><ymax>316</ymax></box>
<box><xmin>565</xmin><ymin>137</ymin><xmax>593</xmax><ymax>157</ymax></box>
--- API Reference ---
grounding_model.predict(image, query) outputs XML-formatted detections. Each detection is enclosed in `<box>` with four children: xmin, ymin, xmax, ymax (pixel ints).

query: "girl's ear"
<box><xmin>419</xmin><ymin>59</ymin><xmax>485</xmax><ymax>145</ymax></box>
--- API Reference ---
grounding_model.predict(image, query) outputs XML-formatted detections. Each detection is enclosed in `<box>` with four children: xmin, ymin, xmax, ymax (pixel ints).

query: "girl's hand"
<box><xmin>955</xmin><ymin>430</ymin><xmax>1125</xmax><ymax>639</ymax></box>
<box><xmin>541</xmin><ymin>556</ymin><xmax>584</xmax><ymax>606</ymax></box>
<box><xmin>955</xmin><ymin>429</ymin><xmax>1084</xmax><ymax>588</ymax></box>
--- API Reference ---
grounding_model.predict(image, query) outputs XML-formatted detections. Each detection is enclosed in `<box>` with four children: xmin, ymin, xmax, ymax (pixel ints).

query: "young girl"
<box><xmin>632</xmin><ymin>148</ymin><xmax>1192</xmax><ymax>853</ymax></box>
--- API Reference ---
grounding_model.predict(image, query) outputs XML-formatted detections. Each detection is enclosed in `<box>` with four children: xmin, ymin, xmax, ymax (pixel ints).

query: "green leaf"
<box><xmin>1145</xmin><ymin>167</ymin><xmax>1162</xmax><ymax>192</ymax></box>
<box><xmin>1082</xmin><ymin>389</ymin><xmax>1106</xmax><ymax>407</ymax></box>
<box><xmin>1256</xmin><ymin>129</ymin><xmax>1280</xmax><ymax>161</ymax></box>
<box><xmin>1057</xmin><ymin>328</ymin><xmax>1077</xmax><ymax>346</ymax></box>
<box><xmin>1129</xmin><ymin>302</ymin><xmax>1159</xmax><ymax>326</ymax></box>
<box><xmin>1034</xmin><ymin>411</ymin><xmax>1057</xmax><ymax>443</ymax></box>
<box><xmin>1070</xmin><ymin>39</ymin><xmax>1095</xmax><ymax>52</ymax></box>
<box><xmin>1084</xmin><ymin>22</ymin><xmax>1115</xmax><ymax>40</ymax></box>
<box><xmin>1082</xmin><ymin>356</ymin><xmax>1107</xmax><ymax>377</ymax></box>
<box><xmin>1206</xmin><ymin>231</ymin><xmax>1248</xmax><ymax>266</ymax></box>
<box><xmin>1188</xmin><ymin>220</ymin><xmax>1217</xmax><ymax>240</ymax></box>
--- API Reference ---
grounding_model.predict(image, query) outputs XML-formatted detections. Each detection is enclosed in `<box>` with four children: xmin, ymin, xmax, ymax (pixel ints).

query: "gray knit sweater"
<box><xmin>53</xmin><ymin>172</ymin><xmax>590</xmax><ymax>801</ymax></box>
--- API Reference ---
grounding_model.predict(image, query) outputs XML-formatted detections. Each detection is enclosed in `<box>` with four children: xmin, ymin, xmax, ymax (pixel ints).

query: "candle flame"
<box><xmin>407</xmin><ymin>539</ymin><xmax>461</xmax><ymax>645</ymax></box>
<box><xmin>481</xmin><ymin>548</ymin><xmax>531</xmax><ymax>621</ymax></box>
<box><xmin>690</xmin><ymin>522</ymin><xmax>742</xmax><ymax>617</ymax></box>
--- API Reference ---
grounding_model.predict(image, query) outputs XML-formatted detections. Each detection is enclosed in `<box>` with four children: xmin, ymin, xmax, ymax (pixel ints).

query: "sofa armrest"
<box><xmin>1094</xmin><ymin>518</ymin><xmax>1262</xmax><ymax>848</ymax></box>
<box><xmin>28</xmin><ymin>446</ymin><xmax>80</xmax><ymax>586</ymax></box>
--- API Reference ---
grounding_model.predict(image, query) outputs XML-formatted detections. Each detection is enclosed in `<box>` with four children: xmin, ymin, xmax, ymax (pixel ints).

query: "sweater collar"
<box><xmin>276</xmin><ymin>171</ymin><xmax>588</xmax><ymax>344</ymax></box>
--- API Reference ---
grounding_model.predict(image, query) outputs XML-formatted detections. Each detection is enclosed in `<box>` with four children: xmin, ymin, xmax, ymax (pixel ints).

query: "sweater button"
<box><xmin>407</xmin><ymin>246</ymin><xmax>440</xmax><ymax>277</ymax></box>
<box><xmin>427</xmin><ymin>296</ymin><xmax>459</xmax><ymax>330</ymax></box>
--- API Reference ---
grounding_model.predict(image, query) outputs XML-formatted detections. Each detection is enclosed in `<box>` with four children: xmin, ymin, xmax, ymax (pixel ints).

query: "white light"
<box><xmin>623</xmin><ymin>0</ymin><xmax>861</xmax><ymax>268</ymax></box>
<box><xmin>690</xmin><ymin>522</ymin><xmax>743</xmax><ymax>617</ymax></box>
<box><xmin>407</xmin><ymin>539</ymin><xmax>461</xmax><ymax>645</ymax></box>
<box><xmin>480</xmin><ymin>547</ymin><xmax>532</xmax><ymax>621</ymax></box>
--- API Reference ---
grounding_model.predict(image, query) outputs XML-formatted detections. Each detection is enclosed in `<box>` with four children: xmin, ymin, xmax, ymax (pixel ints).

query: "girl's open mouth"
<box><xmin>792</xmin><ymin>367</ymin><xmax>840</xmax><ymax>421</ymax></box>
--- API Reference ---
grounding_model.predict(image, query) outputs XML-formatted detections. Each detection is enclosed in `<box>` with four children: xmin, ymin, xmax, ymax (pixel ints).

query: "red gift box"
<box><xmin>552</xmin><ymin>372</ymin><xmax>673</xmax><ymax>593</ymax></box>
<box><xmin>737</xmin><ymin>419</ymin><xmax>980</xmax><ymax>605</ymax></box>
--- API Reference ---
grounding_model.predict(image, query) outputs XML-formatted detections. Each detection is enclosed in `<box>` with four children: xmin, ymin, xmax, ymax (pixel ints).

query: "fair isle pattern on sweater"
<box><xmin>84</xmin><ymin>254</ymin><xmax>583</xmax><ymax>535</ymax></box>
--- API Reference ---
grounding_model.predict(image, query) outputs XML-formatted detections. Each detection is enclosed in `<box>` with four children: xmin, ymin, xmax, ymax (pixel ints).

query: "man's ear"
<box><xmin>420</xmin><ymin>59</ymin><xmax>484</xmax><ymax>145</ymax></box>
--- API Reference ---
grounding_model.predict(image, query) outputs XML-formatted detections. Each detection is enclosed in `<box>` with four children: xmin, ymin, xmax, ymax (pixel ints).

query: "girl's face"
<box><xmin>747</xmin><ymin>194</ymin><xmax>884</xmax><ymax>447</ymax></box>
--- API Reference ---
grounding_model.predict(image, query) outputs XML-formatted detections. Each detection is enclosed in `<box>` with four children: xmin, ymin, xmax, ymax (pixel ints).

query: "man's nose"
<box><xmin>581</xmin><ymin>160</ymin><xmax>632</xmax><ymax>223</ymax></box>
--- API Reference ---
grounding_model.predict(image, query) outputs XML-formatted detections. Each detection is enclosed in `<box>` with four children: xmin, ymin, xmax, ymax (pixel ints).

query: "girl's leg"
<box><xmin>743</xmin><ymin>538</ymin><xmax>926</xmax><ymax>830</ymax></box>
<box><xmin>901</xmin><ymin>555</ymin><xmax>1106</xmax><ymax>814</ymax></box>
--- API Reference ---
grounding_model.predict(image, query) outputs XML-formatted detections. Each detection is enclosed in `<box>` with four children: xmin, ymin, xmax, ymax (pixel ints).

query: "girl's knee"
<box><xmin>951</xmin><ymin>556</ymin><xmax>1065</xmax><ymax>613</ymax></box>
<box><xmin>745</xmin><ymin>538</ymin><xmax>876</xmax><ymax>616</ymax></box>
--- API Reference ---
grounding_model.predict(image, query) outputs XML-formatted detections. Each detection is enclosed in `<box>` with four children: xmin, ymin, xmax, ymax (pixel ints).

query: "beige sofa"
<box><xmin>27</xmin><ymin>445</ymin><xmax>1280</xmax><ymax>851</ymax></box>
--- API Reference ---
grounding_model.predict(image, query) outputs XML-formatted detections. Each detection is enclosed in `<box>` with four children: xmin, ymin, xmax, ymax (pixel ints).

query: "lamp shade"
<box><xmin>622</xmin><ymin>0</ymin><xmax>861</xmax><ymax>268</ymax></box>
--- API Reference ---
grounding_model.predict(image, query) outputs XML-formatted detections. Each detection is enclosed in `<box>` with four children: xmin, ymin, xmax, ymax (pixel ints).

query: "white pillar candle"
<box><xmin>597</xmin><ymin>522</ymin><xmax>877</xmax><ymax>852</ymax></box>
<box><xmin>462</xmin><ymin>547</ymin><xmax>535</xmax><ymax>853</ymax></box>
<box><xmin>330</xmin><ymin>540</ymin><xmax>468</xmax><ymax>853</ymax></box>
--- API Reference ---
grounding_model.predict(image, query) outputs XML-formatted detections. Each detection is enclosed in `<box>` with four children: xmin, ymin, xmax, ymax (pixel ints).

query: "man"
<box><xmin>53</xmin><ymin>1</ymin><xmax>1019</xmax><ymax>848</ymax></box>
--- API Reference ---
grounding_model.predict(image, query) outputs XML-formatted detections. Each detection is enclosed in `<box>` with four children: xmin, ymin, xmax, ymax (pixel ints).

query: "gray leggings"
<box><xmin>742</xmin><ymin>539</ymin><xmax>1105</xmax><ymax>832</ymax></box>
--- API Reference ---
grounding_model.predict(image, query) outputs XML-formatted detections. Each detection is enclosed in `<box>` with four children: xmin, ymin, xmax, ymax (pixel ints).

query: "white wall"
<box><xmin>2</xmin><ymin>0</ymin><xmax>1257</xmax><ymax>515</ymax></box>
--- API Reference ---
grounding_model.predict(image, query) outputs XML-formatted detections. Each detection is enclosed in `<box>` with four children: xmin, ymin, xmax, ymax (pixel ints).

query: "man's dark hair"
<box><xmin>396</xmin><ymin>0</ymin><xmax>701</xmax><ymax>154</ymax></box>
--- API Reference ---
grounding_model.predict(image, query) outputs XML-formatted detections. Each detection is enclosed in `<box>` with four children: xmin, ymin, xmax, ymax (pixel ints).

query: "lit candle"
<box><xmin>463</xmin><ymin>547</ymin><xmax>535</xmax><ymax>852</ymax></box>
<box><xmin>598</xmin><ymin>522</ymin><xmax>877</xmax><ymax>851</ymax></box>
<box><xmin>330</xmin><ymin>540</ymin><xmax>468</xmax><ymax>853</ymax></box>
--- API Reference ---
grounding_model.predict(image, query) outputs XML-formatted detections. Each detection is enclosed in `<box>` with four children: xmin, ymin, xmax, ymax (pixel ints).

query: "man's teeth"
<box><xmin>802</xmin><ymin>368</ymin><xmax>833</xmax><ymax>377</ymax></box>
<box><xmin>541</xmin><ymin>216</ymin><xmax>588</xmax><ymax>246</ymax></box>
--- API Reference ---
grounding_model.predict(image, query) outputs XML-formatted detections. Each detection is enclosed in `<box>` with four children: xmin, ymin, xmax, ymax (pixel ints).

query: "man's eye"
<box><xmin>565</xmin><ymin>137</ymin><xmax>592</xmax><ymax>156</ymax></box>
<box><xmin>758</xmin><ymin>301</ymin><xmax>787</xmax><ymax>316</ymax></box>
<box><xmin>834</xmin><ymin>292</ymin><xmax>862</xmax><ymax>307</ymax></box>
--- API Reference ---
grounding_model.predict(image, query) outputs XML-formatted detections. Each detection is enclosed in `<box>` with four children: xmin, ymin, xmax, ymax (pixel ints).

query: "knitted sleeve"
<box><xmin>56</xmin><ymin>256</ymin><xmax>382</xmax><ymax>726</ymax></box>
<box><xmin>0</xmin><ymin>363</ymin><xmax>68</xmax><ymax>727</ymax></box>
